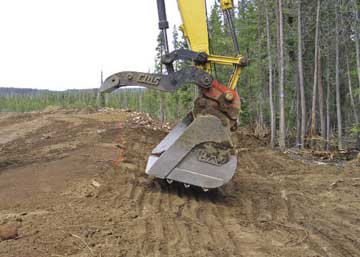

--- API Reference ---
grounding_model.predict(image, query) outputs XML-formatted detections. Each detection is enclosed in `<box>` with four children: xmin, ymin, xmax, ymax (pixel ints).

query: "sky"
<box><xmin>0</xmin><ymin>0</ymin><xmax>183</xmax><ymax>90</ymax></box>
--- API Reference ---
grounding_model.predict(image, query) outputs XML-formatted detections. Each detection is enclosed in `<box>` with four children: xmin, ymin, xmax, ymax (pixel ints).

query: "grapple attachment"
<box><xmin>145</xmin><ymin>113</ymin><xmax>237</xmax><ymax>189</ymax></box>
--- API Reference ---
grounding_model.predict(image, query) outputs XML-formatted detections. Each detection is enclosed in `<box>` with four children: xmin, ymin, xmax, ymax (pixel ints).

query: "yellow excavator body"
<box><xmin>177</xmin><ymin>0</ymin><xmax>209</xmax><ymax>54</ymax></box>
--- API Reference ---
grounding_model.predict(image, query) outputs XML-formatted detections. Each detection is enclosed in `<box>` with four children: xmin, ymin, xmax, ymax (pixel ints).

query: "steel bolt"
<box><xmin>225</xmin><ymin>92</ymin><xmax>234</xmax><ymax>102</ymax></box>
<box><xmin>201</xmin><ymin>75</ymin><xmax>212</xmax><ymax>86</ymax></box>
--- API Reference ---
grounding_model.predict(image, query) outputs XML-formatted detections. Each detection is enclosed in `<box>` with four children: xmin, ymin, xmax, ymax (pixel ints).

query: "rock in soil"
<box><xmin>0</xmin><ymin>224</ymin><xmax>18</xmax><ymax>241</ymax></box>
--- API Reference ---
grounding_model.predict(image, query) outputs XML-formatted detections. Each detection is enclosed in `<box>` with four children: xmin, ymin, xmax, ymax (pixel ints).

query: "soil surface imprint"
<box><xmin>0</xmin><ymin>109</ymin><xmax>359</xmax><ymax>257</ymax></box>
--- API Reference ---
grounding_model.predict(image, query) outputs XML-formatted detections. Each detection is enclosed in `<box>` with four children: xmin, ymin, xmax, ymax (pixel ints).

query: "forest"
<box><xmin>1</xmin><ymin>0</ymin><xmax>359</xmax><ymax>151</ymax></box>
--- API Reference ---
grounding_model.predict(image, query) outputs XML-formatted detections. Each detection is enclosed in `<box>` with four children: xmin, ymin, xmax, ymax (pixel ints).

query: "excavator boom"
<box><xmin>177</xmin><ymin>0</ymin><xmax>209</xmax><ymax>54</ymax></box>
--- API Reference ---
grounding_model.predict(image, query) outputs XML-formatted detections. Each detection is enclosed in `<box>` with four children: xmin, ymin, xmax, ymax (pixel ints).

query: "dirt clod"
<box><xmin>0</xmin><ymin>225</ymin><xmax>18</xmax><ymax>241</ymax></box>
<box><xmin>91</xmin><ymin>179</ymin><xmax>101</xmax><ymax>188</ymax></box>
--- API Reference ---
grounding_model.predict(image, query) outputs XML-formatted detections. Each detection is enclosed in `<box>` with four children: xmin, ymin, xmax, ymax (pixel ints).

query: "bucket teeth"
<box><xmin>184</xmin><ymin>184</ymin><xmax>190</xmax><ymax>188</ymax></box>
<box><xmin>202</xmin><ymin>188</ymin><xmax>209</xmax><ymax>192</ymax></box>
<box><xmin>166</xmin><ymin>179</ymin><xmax>173</xmax><ymax>184</ymax></box>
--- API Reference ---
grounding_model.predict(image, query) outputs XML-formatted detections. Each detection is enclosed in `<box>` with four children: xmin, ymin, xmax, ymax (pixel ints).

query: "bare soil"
<box><xmin>0</xmin><ymin>109</ymin><xmax>359</xmax><ymax>257</ymax></box>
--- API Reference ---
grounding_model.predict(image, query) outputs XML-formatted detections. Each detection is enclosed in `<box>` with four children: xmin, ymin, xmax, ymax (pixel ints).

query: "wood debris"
<box><xmin>127</xmin><ymin>111</ymin><xmax>171</xmax><ymax>131</ymax></box>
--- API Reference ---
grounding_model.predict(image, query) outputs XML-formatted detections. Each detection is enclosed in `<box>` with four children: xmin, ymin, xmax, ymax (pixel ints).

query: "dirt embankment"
<box><xmin>0</xmin><ymin>109</ymin><xmax>359</xmax><ymax>257</ymax></box>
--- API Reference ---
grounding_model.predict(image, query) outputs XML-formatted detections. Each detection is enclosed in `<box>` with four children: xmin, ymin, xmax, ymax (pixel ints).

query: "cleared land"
<box><xmin>0</xmin><ymin>109</ymin><xmax>359</xmax><ymax>257</ymax></box>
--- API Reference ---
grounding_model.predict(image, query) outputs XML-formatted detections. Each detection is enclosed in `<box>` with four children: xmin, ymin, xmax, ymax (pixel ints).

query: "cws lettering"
<box><xmin>137</xmin><ymin>74</ymin><xmax>161</xmax><ymax>86</ymax></box>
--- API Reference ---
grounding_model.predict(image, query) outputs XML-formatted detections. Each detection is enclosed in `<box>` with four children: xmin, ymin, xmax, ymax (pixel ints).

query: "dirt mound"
<box><xmin>233</xmin><ymin>127</ymin><xmax>268</xmax><ymax>150</ymax></box>
<box><xmin>0</xmin><ymin>109</ymin><xmax>359</xmax><ymax>257</ymax></box>
<box><xmin>42</xmin><ymin>105</ymin><xmax>64</xmax><ymax>113</ymax></box>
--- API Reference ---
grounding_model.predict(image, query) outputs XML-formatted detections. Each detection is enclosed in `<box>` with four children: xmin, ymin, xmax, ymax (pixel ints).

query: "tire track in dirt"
<box><xmin>161</xmin><ymin>184</ymin><xmax>186</xmax><ymax>257</ymax></box>
<box><xmin>161</xmin><ymin>217</ymin><xmax>180</xmax><ymax>257</ymax></box>
<box><xmin>305</xmin><ymin>222</ymin><xmax>356</xmax><ymax>257</ymax></box>
<box><xmin>270</xmin><ymin>169</ymin><xmax>357</xmax><ymax>257</ymax></box>
<box><xmin>239</xmin><ymin>193</ymin><xmax>309</xmax><ymax>249</ymax></box>
<box><xmin>256</xmin><ymin>197</ymin><xmax>272</xmax><ymax>223</ymax></box>
<box><xmin>133</xmin><ymin>181</ymin><xmax>147</xmax><ymax>216</ymax></box>
<box><xmin>184</xmin><ymin>191</ymin><xmax>218</xmax><ymax>257</ymax></box>
<box><xmin>138</xmin><ymin>181</ymin><xmax>201</xmax><ymax>257</ymax></box>
<box><xmin>6</xmin><ymin>111</ymin><xmax>358</xmax><ymax>257</ymax></box>
<box><xmin>182</xmin><ymin>188</ymin><xmax>201</xmax><ymax>221</ymax></box>
<box><xmin>137</xmin><ymin>180</ymin><xmax>166</xmax><ymax>257</ymax></box>
<box><xmin>141</xmin><ymin>218</ymin><xmax>154</xmax><ymax>256</ymax></box>
<box><xmin>308</xmin><ymin>218</ymin><xmax>360</xmax><ymax>256</ymax></box>
<box><xmin>147</xmin><ymin>186</ymin><xmax>239</xmax><ymax>256</ymax></box>
<box><xmin>250</xmin><ymin>197</ymin><xmax>260</xmax><ymax>222</ymax></box>
<box><xmin>172</xmin><ymin>187</ymin><xmax>217</xmax><ymax>257</ymax></box>
<box><xmin>173</xmin><ymin>185</ymin><xmax>209</xmax><ymax>256</ymax></box>
<box><xmin>200</xmin><ymin>193</ymin><xmax>238</xmax><ymax>256</ymax></box>
<box><xmin>213</xmin><ymin>203</ymin><xmax>242</xmax><ymax>254</ymax></box>
<box><xmin>126</xmin><ymin>171</ymin><xmax>138</xmax><ymax>199</ymax></box>
<box><xmin>230</xmin><ymin>151</ymin><xmax>315</xmax><ymax>252</ymax></box>
<box><xmin>116</xmin><ymin>161</ymin><xmax>172</xmax><ymax>257</ymax></box>
<box><xmin>216</xmin><ymin>152</ymin><xmax>311</xmax><ymax>255</ymax></box>
<box><xmin>120</xmin><ymin>131</ymin><xmax>247</xmax><ymax>255</ymax></box>
<box><xmin>238</xmin><ymin>197</ymin><xmax>253</xmax><ymax>222</ymax></box>
<box><xmin>164</xmin><ymin>184</ymin><xmax>195</xmax><ymax>256</ymax></box>
<box><xmin>112</xmin><ymin>131</ymin><xmax>360</xmax><ymax>257</ymax></box>
<box><xmin>270</xmin><ymin>194</ymin><xmax>289</xmax><ymax>223</ymax></box>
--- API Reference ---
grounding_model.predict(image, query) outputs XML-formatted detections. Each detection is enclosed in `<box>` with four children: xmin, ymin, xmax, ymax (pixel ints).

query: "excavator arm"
<box><xmin>100</xmin><ymin>0</ymin><xmax>246</xmax><ymax>190</ymax></box>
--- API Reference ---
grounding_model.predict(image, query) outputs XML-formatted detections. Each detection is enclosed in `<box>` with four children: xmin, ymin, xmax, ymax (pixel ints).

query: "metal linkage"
<box><xmin>162</xmin><ymin>49</ymin><xmax>208</xmax><ymax>66</ymax></box>
<box><xmin>100</xmin><ymin>67</ymin><xmax>213</xmax><ymax>94</ymax></box>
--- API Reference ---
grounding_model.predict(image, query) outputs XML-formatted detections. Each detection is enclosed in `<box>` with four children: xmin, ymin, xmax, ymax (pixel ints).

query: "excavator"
<box><xmin>100</xmin><ymin>0</ymin><xmax>247</xmax><ymax>191</ymax></box>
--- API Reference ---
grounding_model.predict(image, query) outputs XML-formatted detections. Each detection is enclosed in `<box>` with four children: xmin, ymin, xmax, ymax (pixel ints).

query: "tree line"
<box><xmin>152</xmin><ymin>0</ymin><xmax>360</xmax><ymax>150</ymax></box>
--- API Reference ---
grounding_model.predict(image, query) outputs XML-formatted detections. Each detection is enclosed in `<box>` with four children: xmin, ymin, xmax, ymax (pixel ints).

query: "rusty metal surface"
<box><xmin>193</xmin><ymin>80</ymin><xmax>241</xmax><ymax>131</ymax></box>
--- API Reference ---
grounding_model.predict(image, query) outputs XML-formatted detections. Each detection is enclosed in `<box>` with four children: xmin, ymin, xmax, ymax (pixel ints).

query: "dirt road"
<box><xmin>0</xmin><ymin>109</ymin><xmax>359</xmax><ymax>257</ymax></box>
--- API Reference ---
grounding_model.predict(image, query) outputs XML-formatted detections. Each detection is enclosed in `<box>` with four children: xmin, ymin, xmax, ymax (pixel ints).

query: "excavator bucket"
<box><xmin>145</xmin><ymin>113</ymin><xmax>237</xmax><ymax>189</ymax></box>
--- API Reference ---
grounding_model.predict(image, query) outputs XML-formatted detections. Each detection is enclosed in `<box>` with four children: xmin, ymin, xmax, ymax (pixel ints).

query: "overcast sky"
<box><xmin>0</xmin><ymin>0</ymin><xmax>184</xmax><ymax>90</ymax></box>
